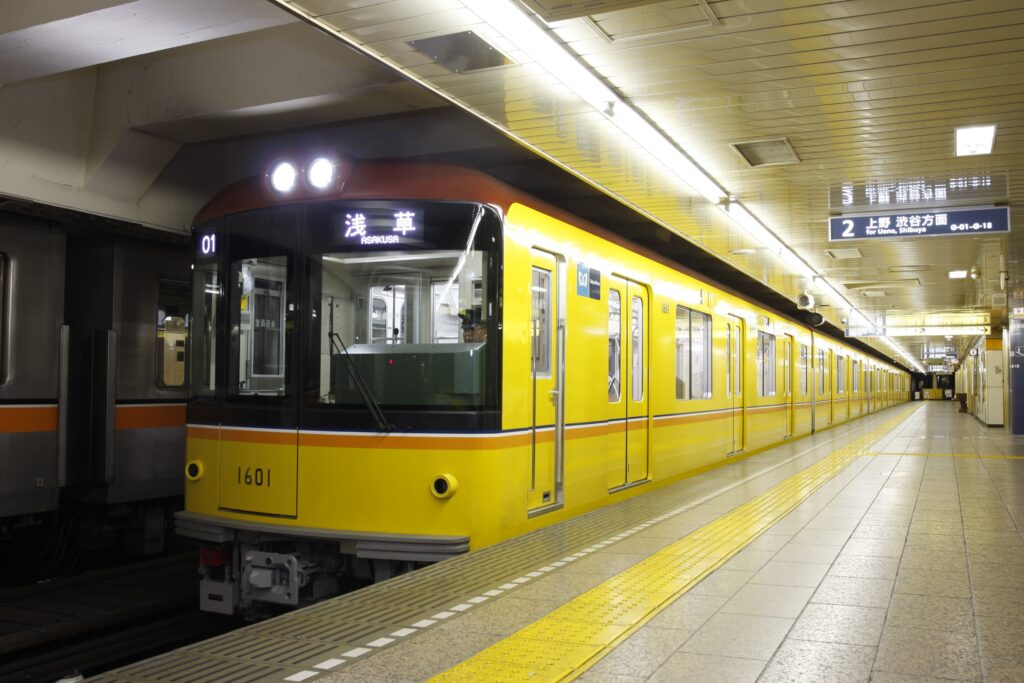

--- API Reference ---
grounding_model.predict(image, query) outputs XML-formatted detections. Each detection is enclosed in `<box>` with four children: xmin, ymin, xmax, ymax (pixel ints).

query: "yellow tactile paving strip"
<box><xmin>431</xmin><ymin>407</ymin><xmax>918</xmax><ymax>682</ymax></box>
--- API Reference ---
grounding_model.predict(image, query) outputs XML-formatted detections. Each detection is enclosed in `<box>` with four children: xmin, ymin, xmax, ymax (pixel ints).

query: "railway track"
<box><xmin>0</xmin><ymin>552</ymin><xmax>241</xmax><ymax>681</ymax></box>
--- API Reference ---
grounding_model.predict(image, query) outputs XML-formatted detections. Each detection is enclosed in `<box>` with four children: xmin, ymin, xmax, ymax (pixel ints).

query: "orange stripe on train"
<box><xmin>115</xmin><ymin>404</ymin><xmax>187</xmax><ymax>430</ymax></box>
<box><xmin>0</xmin><ymin>406</ymin><xmax>58</xmax><ymax>433</ymax></box>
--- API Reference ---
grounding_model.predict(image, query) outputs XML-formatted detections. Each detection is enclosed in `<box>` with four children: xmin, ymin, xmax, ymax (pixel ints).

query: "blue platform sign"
<box><xmin>829</xmin><ymin>206</ymin><xmax>1009</xmax><ymax>241</ymax></box>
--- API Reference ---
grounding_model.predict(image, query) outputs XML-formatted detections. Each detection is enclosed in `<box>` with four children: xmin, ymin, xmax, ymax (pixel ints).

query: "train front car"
<box><xmin>176</xmin><ymin>158</ymin><xmax>505</xmax><ymax>615</ymax></box>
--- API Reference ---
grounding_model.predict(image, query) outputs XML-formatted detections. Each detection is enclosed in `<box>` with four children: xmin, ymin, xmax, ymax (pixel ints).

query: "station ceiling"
<box><xmin>1</xmin><ymin>0</ymin><xmax>1020</xmax><ymax>371</ymax></box>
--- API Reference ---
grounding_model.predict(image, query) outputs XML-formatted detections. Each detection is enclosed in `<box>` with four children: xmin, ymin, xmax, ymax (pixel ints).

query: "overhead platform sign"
<box><xmin>829</xmin><ymin>206</ymin><xmax>1009</xmax><ymax>241</ymax></box>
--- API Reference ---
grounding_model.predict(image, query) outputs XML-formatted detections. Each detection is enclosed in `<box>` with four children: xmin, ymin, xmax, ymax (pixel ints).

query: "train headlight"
<box><xmin>307</xmin><ymin>157</ymin><xmax>335</xmax><ymax>190</ymax></box>
<box><xmin>269</xmin><ymin>161</ymin><xmax>297</xmax><ymax>193</ymax></box>
<box><xmin>185</xmin><ymin>459</ymin><xmax>205</xmax><ymax>481</ymax></box>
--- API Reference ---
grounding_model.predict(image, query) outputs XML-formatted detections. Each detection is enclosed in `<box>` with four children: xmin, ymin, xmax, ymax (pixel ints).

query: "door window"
<box><xmin>532</xmin><ymin>268</ymin><xmax>552</xmax><ymax>377</ymax></box>
<box><xmin>608</xmin><ymin>289</ymin><xmax>621</xmax><ymax>401</ymax></box>
<box><xmin>631</xmin><ymin>295</ymin><xmax>643</xmax><ymax>401</ymax></box>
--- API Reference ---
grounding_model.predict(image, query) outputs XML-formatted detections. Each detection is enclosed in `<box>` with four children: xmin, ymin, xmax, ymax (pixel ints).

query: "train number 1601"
<box><xmin>237</xmin><ymin>466</ymin><xmax>271</xmax><ymax>487</ymax></box>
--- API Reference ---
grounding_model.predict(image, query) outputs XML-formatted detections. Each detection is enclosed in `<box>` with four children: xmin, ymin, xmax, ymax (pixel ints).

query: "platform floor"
<box><xmin>98</xmin><ymin>402</ymin><xmax>1024</xmax><ymax>682</ymax></box>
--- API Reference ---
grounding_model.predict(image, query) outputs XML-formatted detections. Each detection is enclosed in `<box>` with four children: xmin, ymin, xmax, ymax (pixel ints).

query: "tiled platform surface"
<box><xmin>320</xmin><ymin>402</ymin><xmax>1024</xmax><ymax>683</ymax></box>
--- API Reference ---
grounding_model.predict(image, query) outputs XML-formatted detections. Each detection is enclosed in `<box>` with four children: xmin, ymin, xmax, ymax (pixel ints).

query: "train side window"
<box><xmin>157</xmin><ymin>280</ymin><xmax>189</xmax><ymax>388</ymax></box>
<box><xmin>757</xmin><ymin>331</ymin><xmax>776</xmax><ymax>397</ymax></box>
<box><xmin>800</xmin><ymin>344</ymin><xmax>808</xmax><ymax>395</ymax></box>
<box><xmin>837</xmin><ymin>355</ymin><xmax>845</xmax><ymax>394</ymax></box>
<box><xmin>677</xmin><ymin>307</ymin><xmax>711</xmax><ymax>400</ymax></box>
<box><xmin>608</xmin><ymin>289</ymin><xmax>621</xmax><ymax>401</ymax></box>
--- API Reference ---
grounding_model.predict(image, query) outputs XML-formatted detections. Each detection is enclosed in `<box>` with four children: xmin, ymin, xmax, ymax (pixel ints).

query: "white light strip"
<box><xmin>465</xmin><ymin>1</ymin><xmax>922</xmax><ymax>373</ymax></box>
<box><xmin>465</xmin><ymin>1</ymin><xmax>725</xmax><ymax>204</ymax></box>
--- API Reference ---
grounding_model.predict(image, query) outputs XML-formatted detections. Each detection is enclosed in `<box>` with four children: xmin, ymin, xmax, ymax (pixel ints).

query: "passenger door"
<box><xmin>606</xmin><ymin>276</ymin><xmax>650</xmax><ymax>487</ymax></box>
<box><xmin>827</xmin><ymin>350</ymin><xmax>834</xmax><ymax>425</ymax></box>
<box><xmin>529</xmin><ymin>250</ymin><xmax>564</xmax><ymax>513</ymax></box>
<box><xmin>728</xmin><ymin>314</ymin><xmax>745</xmax><ymax>454</ymax></box>
<box><xmin>784</xmin><ymin>334</ymin><xmax>794</xmax><ymax>438</ymax></box>
<box><xmin>606</xmin><ymin>280</ymin><xmax>626</xmax><ymax>489</ymax></box>
<box><xmin>625</xmin><ymin>281</ymin><xmax>649</xmax><ymax>484</ymax></box>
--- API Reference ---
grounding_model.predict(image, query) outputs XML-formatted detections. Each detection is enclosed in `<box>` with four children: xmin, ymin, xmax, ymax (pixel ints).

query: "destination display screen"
<box><xmin>338</xmin><ymin>206</ymin><xmax>425</xmax><ymax>248</ymax></box>
<box><xmin>308</xmin><ymin>201</ymin><xmax>484</xmax><ymax>252</ymax></box>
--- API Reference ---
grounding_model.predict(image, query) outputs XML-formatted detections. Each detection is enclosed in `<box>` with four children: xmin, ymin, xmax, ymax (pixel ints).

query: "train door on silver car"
<box><xmin>529</xmin><ymin>249</ymin><xmax>564</xmax><ymax>514</ymax></box>
<box><xmin>727</xmin><ymin>314</ymin><xmax>744</xmax><ymax>454</ymax></box>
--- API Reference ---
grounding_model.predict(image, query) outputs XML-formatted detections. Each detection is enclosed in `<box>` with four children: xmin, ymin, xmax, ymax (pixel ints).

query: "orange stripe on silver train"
<box><xmin>0</xmin><ymin>404</ymin><xmax>58</xmax><ymax>433</ymax></box>
<box><xmin>114</xmin><ymin>403</ymin><xmax>187</xmax><ymax>430</ymax></box>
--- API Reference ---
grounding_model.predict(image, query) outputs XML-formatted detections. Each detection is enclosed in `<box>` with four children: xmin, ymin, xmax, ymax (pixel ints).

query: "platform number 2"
<box><xmin>841</xmin><ymin>220</ymin><xmax>855</xmax><ymax>238</ymax></box>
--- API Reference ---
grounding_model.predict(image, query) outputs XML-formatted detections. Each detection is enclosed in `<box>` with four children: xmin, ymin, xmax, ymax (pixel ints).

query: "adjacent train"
<box><xmin>176</xmin><ymin>155</ymin><xmax>909</xmax><ymax>615</ymax></box>
<box><xmin>0</xmin><ymin>212</ymin><xmax>189</xmax><ymax>581</ymax></box>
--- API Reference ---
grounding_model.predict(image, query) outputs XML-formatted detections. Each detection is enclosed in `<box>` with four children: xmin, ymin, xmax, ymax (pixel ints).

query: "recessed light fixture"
<box><xmin>955</xmin><ymin>124</ymin><xmax>996</xmax><ymax>156</ymax></box>
<box><xmin>948</xmin><ymin>270</ymin><xmax>968</xmax><ymax>279</ymax></box>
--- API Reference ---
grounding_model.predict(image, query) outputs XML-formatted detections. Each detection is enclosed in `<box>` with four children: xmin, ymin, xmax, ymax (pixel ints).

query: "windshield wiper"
<box><xmin>329</xmin><ymin>332</ymin><xmax>393</xmax><ymax>432</ymax></box>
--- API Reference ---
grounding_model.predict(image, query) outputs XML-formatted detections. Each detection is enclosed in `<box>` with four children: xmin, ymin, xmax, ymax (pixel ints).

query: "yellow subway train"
<box><xmin>176</xmin><ymin>156</ymin><xmax>909</xmax><ymax>615</ymax></box>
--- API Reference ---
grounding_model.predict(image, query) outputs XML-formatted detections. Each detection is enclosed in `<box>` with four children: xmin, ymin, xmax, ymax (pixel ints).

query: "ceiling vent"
<box><xmin>863</xmin><ymin>290</ymin><xmax>887</xmax><ymax>298</ymax></box>
<box><xmin>520</xmin><ymin>0</ymin><xmax>662</xmax><ymax>21</ymax></box>
<box><xmin>826</xmin><ymin>247</ymin><xmax>862</xmax><ymax>260</ymax></box>
<box><xmin>991</xmin><ymin>293</ymin><xmax>1008</xmax><ymax>308</ymax></box>
<box><xmin>731</xmin><ymin>138</ymin><xmax>800</xmax><ymax>167</ymax></box>
<box><xmin>889</xmin><ymin>265</ymin><xmax>931</xmax><ymax>273</ymax></box>
<box><xmin>408</xmin><ymin>31</ymin><xmax>512</xmax><ymax>73</ymax></box>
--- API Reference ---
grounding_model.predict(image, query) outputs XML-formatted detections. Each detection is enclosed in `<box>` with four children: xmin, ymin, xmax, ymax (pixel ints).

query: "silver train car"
<box><xmin>0</xmin><ymin>211</ymin><xmax>190</xmax><ymax>580</ymax></box>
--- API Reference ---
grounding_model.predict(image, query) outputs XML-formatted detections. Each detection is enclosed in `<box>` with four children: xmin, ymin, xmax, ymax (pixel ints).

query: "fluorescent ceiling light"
<box><xmin>464</xmin><ymin>1</ymin><xmax>923</xmax><ymax>372</ymax></box>
<box><xmin>464</xmin><ymin>0</ymin><xmax>725</xmax><ymax>205</ymax></box>
<box><xmin>955</xmin><ymin>125</ymin><xmax>996</xmax><ymax>156</ymax></box>
<box><xmin>948</xmin><ymin>270</ymin><xmax>968</xmax><ymax>279</ymax></box>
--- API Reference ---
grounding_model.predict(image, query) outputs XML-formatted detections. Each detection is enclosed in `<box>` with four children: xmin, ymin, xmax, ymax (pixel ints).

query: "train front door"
<box><xmin>728</xmin><ymin>314</ymin><xmax>744</xmax><ymax>454</ymax></box>
<box><xmin>606</xmin><ymin>276</ymin><xmax>649</xmax><ymax>488</ymax></box>
<box><xmin>529</xmin><ymin>250</ymin><xmax>564</xmax><ymax>513</ymax></box>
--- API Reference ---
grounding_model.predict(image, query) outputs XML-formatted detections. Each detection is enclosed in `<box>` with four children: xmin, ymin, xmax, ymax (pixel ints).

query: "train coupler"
<box><xmin>241</xmin><ymin>550</ymin><xmax>332</xmax><ymax>607</ymax></box>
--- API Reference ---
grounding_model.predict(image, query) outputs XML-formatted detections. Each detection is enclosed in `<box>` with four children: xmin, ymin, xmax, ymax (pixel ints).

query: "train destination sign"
<box><xmin>829</xmin><ymin>206</ymin><xmax>1009</xmax><ymax>241</ymax></box>
<box><xmin>341</xmin><ymin>207</ymin><xmax>421</xmax><ymax>247</ymax></box>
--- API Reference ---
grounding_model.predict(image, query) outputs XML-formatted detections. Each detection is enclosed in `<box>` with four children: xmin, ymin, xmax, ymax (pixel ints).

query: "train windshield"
<box><xmin>303</xmin><ymin>201</ymin><xmax>501</xmax><ymax>424</ymax></box>
<box><xmin>190</xmin><ymin>201</ymin><xmax>501</xmax><ymax>428</ymax></box>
